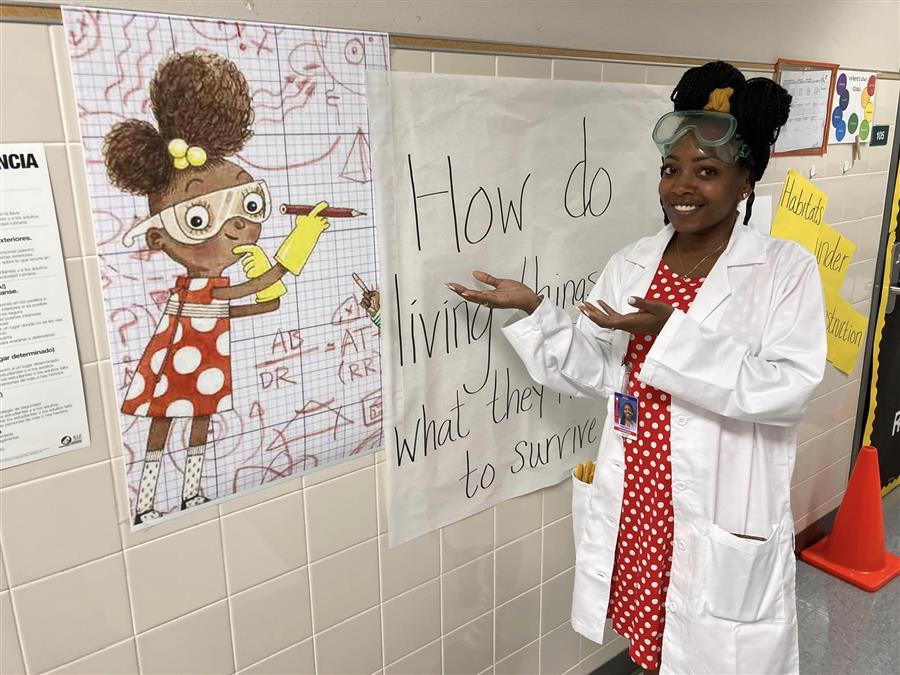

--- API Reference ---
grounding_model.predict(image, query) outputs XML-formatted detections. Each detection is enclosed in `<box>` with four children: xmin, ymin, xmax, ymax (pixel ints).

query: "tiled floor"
<box><xmin>797</xmin><ymin>488</ymin><xmax>900</xmax><ymax>675</ymax></box>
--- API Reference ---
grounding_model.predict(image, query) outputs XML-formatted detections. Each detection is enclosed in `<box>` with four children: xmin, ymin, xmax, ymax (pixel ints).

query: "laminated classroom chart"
<box><xmin>62</xmin><ymin>7</ymin><xmax>388</xmax><ymax>527</ymax></box>
<box><xmin>0</xmin><ymin>144</ymin><xmax>91</xmax><ymax>467</ymax></box>
<box><xmin>829</xmin><ymin>70</ymin><xmax>877</xmax><ymax>144</ymax></box>
<box><xmin>774</xmin><ymin>68</ymin><xmax>833</xmax><ymax>154</ymax></box>
<box><xmin>369</xmin><ymin>72</ymin><xmax>672</xmax><ymax>545</ymax></box>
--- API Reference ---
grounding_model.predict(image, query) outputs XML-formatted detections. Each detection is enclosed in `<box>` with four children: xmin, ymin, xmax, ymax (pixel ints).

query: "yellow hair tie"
<box><xmin>167</xmin><ymin>138</ymin><xmax>207</xmax><ymax>170</ymax></box>
<box><xmin>703</xmin><ymin>87</ymin><xmax>734</xmax><ymax>114</ymax></box>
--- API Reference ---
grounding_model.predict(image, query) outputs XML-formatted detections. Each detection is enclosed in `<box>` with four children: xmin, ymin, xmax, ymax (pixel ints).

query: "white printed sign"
<box><xmin>369</xmin><ymin>73</ymin><xmax>671</xmax><ymax>545</ymax></box>
<box><xmin>0</xmin><ymin>143</ymin><xmax>90</xmax><ymax>467</ymax></box>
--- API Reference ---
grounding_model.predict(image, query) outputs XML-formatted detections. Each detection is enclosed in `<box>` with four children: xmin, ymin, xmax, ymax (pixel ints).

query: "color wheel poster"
<box><xmin>830</xmin><ymin>70</ymin><xmax>877</xmax><ymax>144</ymax></box>
<box><xmin>62</xmin><ymin>7</ymin><xmax>387</xmax><ymax>528</ymax></box>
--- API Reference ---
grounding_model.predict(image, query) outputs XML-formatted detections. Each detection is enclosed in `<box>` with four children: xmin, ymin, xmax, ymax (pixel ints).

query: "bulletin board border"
<box><xmin>2</xmin><ymin>2</ymin><xmax>899</xmax><ymax>80</ymax></box>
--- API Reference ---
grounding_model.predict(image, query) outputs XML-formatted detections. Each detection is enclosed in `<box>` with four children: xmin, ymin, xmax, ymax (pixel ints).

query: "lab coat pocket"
<box><xmin>571</xmin><ymin>470</ymin><xmax>592</xmax><ymax>553</ymax></box>
<box><xmin>700</xmin><ymin>521</ymin><xmax>784</xmax><ymax>622</ymax></box>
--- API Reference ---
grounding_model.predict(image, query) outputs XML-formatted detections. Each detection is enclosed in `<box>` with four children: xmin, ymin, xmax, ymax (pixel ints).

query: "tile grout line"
<box><xmin>226</xmin><ymin>559</ymin><xmax>312</xmax><ymax>600</ymax></box>
<box><xmin>1</xmin><ymin>528</ymin><xmax>32</xmax><ymax>675</ymax></box>
<box><xmin>108</xmin><ymin>456</ymin><xmax>143</xmax><ymax>675</ymax></box>
<box><xmin>76</xmin><ymin>252</ymin><xmax>110</xmax><ymax>368</ymax></box>
<box><xmin>491</xmin><ymin>505</ymin><xmax>497</xmax><ymax>672</ymax></box>
<box><xmin>792</xmin><ymin>452</ymin><xmax>854</xmax><ymax>504</ymax></box>
<box><xmin>0</xmin><ymin>454</ymin><xmax>112</xmax><ymax>493</ymax></box>
<box><xmin>537</xmin><ymin>493</ymin><xmax>546</xmax><ymax>674</ymax></box>
<box><xmin>796</xmin><ymin>417</ymin><xmax>855</xmax><ymax>457</ymax></box>
<box><xmin>45</xmin><ymin>21</ymin><xmax>72</xmax><ymax>152</ymax></box>
<box><xmin>7</xmin><ymin>546</ymin><xmax>122</xmax><ymax>592</ymax></box>
<box><xmin>438</xmin><ymin>514</ymin><xmax>446</xmax><ymax>675</ymax></box>
<box><xmin>383</xmin><ymin>636</ymin><xmax>441</xmax><ymax>672</ymax></box>
<box><xmin>300</xmin><ymin>486</ymin><xmax>319</xmax><ymax>674</ymax></box>
<box><xmin>238</xmin><ymin>636</ymin><xmax>312</xmax><ymax>674</ymax></box>
<box><xmin>376</xmin><ymin>471</ymin><xmax>386</xmax><ymax>673</ymax></box>
<box><xmin>40</xmin><ymin>636</ymin><xmax>137</xmax><ymax>675</ymax></box>
<box><xmin>217</xmin><ymin>513</ymin><xmax>239</xmax><ymax>674</ymax></box>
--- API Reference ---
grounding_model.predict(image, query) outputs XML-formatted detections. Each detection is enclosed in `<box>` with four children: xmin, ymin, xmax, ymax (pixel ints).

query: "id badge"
<box><xmin>613</xmin><ymin>391</ymin><xmax>639</xmax><ymax>440</ymax></box>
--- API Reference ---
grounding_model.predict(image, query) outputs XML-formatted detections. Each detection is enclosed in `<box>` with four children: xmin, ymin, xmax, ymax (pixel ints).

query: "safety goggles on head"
<box><xmin>123</xmin><ymin>180</ymin><xmax>271</xmax><ymax>247</ymax></box>
<box><xmin>652</xmin><ymin>110</ymin><xmax>751</xmax><ymax>165</ymax></box>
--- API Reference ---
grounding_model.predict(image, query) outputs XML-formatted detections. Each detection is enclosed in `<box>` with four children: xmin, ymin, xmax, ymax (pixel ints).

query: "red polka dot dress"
<box><xmin>606</xmin><ymin>260</ymin><xmax>705</xmax><ymax>670</ymax></box>
<box><xmin>122</xmin><ymin>276</ymin><xmax>232</xmax><ymax>419</ymax></box>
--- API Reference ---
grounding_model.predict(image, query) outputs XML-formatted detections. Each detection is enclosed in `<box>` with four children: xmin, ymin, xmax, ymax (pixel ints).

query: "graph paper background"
<box><xmin>62</xmin><ymin>7</ymin><xmax>387</xmax><ymax>528</ymax></box>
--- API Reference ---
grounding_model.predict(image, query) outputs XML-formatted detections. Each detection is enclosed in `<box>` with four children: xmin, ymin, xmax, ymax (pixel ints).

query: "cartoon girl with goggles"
<box><xmin>105</xmin><ymin>52</ymin><xmax>329</xmax><ymax>525</ymax></box>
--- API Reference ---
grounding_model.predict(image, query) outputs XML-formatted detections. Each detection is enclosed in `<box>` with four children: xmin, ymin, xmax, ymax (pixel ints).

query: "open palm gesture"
<box><xmin>446</xmin><ymin>271</ymin><xmax>541</xmax><ymax>314</ymax></box>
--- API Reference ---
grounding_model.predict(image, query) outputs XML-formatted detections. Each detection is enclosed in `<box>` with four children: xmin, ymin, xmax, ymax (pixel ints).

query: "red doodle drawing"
<box><xmin>340</xmin><ymin>128</ymin><xmax>372</xmax><ymax>183</ymax></box>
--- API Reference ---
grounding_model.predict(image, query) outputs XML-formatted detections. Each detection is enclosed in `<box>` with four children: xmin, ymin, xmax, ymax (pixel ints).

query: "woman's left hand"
<box><xmin>578</xmin><ymin>296</ymin><xmax>675</xmax><ymax>336</ymax></box>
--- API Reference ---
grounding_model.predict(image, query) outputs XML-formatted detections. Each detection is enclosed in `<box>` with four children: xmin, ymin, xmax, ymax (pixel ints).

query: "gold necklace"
<box><xmin>675</xmin><ymin>237</ymin><xmax>727</xmax><ymax>278</ymax></box>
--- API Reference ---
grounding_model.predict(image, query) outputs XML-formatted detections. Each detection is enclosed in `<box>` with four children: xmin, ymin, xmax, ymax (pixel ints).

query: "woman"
<box><xmin>619</xmin><ymin>400</ymin><xmax>636</xmax><ymax>431</ymax></box>
<box><xmin>448</xmin><ymin>62</ymin><xmax>826</xmax><ymax>674</ymax></box>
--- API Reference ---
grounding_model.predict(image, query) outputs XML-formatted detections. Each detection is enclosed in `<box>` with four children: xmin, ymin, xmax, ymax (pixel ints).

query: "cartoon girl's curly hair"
<box><xmin>103</xmin><ymin>51</ymin><xmax>254</xmax><ymax>196</ymax></box>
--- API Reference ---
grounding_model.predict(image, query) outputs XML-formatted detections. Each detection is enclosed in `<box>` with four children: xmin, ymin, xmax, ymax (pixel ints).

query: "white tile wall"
<box><xmin>47</xmin><ymin>639</ymin><xmax>138</xmax><ymax>675</ymax></box>
<box><xmin>0</xmin><ymin>20</ymin><xmax>892</xmax><ymax>674</ymax></box>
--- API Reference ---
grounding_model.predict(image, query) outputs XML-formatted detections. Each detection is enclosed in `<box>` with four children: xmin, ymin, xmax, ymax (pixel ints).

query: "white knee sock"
<box><xmin>136</xmin><ymin>449</ymin><xmax>163</xmax><ymax>518</ymax></box>
<box><xmin>181</xmin><ymin>444</ymin><xmax>207</xmax><ymax>507</ymax></box>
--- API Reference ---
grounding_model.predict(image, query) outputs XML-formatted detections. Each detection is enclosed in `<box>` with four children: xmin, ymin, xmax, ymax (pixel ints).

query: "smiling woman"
<box><xmin>448</xmin><ymin>61</ymin><xmax>827</xmax><ymax>675</ymax></box>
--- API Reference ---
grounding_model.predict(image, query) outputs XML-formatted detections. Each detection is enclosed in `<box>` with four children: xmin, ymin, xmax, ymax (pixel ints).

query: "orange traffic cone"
<box><xmin>800</xmin><ymin>446</ymin><xmax>900</xmax><ymax>591</ymax></box>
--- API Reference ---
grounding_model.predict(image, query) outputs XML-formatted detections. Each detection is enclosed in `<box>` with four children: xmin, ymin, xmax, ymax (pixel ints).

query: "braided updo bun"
<box><xmin>670</xmin><ymin>61</ymin><xmax>792</xmax><ymax>183</ymax></box>
<box><xmin>103</xmin><ymin>51</ymin><xmax>254</xmax><ymax>196</ymax></box>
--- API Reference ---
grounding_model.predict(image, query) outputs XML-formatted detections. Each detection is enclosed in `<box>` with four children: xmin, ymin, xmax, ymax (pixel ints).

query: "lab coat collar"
<box><xmin>624</xmin><ymin>221</ymin><xmax>767</xmax><ymax>268</ymax></box>
<box><xmin>624</xmin><ymin>220</ymin><xmax>768</xmax><ymax>323</ymax></box>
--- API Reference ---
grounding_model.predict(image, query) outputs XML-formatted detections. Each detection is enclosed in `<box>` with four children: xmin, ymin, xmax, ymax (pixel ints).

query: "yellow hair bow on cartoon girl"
<box><xmin>703</xmin><ymin>87</ymin><xmax>735</xmax><ymax>114</ymax></box>
<box><xmin>167</xmin><ymin>138</ymin><xmax>207</xmax><ymax>170</ymax></box>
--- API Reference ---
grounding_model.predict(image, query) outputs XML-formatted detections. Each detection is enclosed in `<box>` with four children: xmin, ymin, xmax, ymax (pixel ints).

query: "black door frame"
<box><xmin>853</xmin><ymin>95</ymin><xmax>900</xmax><ymax>465</ymax></box>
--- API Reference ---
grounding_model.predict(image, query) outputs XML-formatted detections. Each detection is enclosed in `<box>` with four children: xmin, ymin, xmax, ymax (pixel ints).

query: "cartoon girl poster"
<box><xmin>62</xmin><ymin>9</ymin><xmax>388</xmax><ymax>526</ymax></box>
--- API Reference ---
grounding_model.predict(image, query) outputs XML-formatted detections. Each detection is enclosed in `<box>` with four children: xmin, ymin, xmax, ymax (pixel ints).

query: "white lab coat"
<box><xmin>502</xmin><ymin>223</ymin><xmax>827</xmax><ymax>674</ymax></box>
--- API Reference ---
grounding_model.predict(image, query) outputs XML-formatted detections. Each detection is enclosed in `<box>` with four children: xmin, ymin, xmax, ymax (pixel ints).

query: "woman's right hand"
<box><xmin>446</xmin><ymin>271</ymin><xmax>542</xmax><ymax>314</ymax></box>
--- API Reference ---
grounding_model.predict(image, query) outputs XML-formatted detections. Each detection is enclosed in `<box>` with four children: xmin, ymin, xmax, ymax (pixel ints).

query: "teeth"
<box><xmin>673</xmin><ymin>204</ymin><xmax>700</xmax><ymax>212</ymax></box>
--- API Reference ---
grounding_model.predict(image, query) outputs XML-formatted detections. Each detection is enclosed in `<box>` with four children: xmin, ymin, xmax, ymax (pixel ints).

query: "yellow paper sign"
<box><xmin>815</xmin><ymin>223</ymin><xmax>857</xmax><ymax>293</ymax></box>
<box><xmin>771</xmin><ymin>169</ymin><xmax>827</xmax><ymax>253</ymax></box>
<box><xmin>824</xmin><ymin>288</ymin><xmax>867</xmax><ymax>374</ymax></box>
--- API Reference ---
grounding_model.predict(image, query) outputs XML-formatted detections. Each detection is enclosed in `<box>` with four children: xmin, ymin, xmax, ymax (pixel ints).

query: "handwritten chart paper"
<box><xmin>814</xmin><ymin>223</ymin><xmax>856</xmax><ymax>294</ymax></box>
<box><xmin>824</xmin><ymin>288</ymin><xmax>867</xmax><ymax>374</ymax></box>
<box><xmin>771</xmin><ymin>169</ymin><xmax>827</xmax><ymax>254</ymax></box>
<box><xmin>770</xmin><ymin>170</ymin><xmax>864</xmax><ymax>374</ymax></box>
<box><xmin>369</xmin><ymin>72</ymin><xmax>671</xmax><ymax>545</ymax></box>
<box><xmin>62</xmin><ymin>7</ymin><xmax>387</xmax><ymax>527</ymax></box>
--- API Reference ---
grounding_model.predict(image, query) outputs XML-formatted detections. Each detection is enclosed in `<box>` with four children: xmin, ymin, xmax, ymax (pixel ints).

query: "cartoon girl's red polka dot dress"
<box><xmin>606</xmin><ymin>260</ymin><xmax>705</xmax><ymax>670</ymax></box>
<box><xmin>122</xmin><ymin>276</ymin><xmax>232</xmax><ymax>418</ymax></box>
